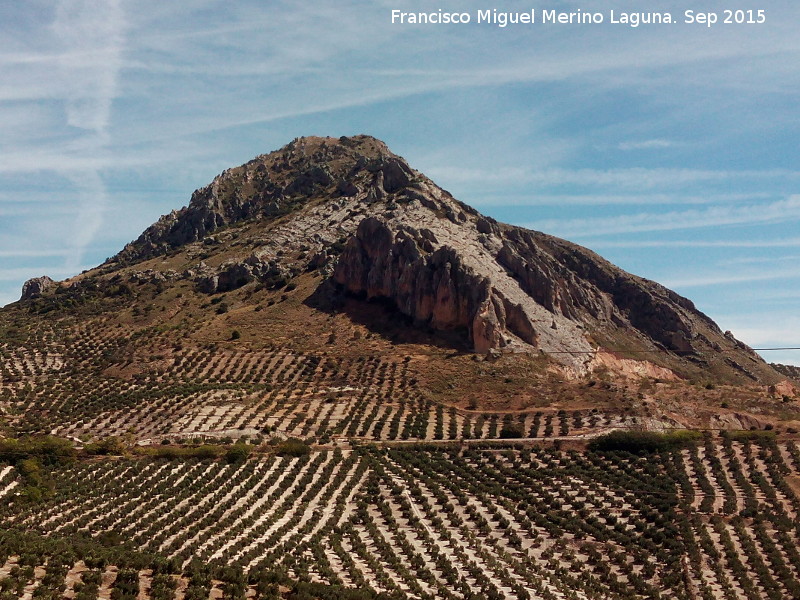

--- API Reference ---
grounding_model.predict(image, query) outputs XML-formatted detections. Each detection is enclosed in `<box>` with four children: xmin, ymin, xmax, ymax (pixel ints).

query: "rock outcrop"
<box><xmin>332</xmin><ymin>218</ymin><xmax>538</xmax><ymax>353</ymax></box>
<box><xmin>494</xmin><ymin>229</ymin><xmax>717</xmax><ymax>356</ymax></box>
<box><xmin>20</xmin><ymin>276</ymin><xmax>55</xmax><ymax>300</ymax></box>
<box><xmin>195</xmin><ymin>253</ymin><xmax>292</xmax><ymax>294</ymax></box>
<box><xmin>771</xmin><ymin>363</ymin><xmax>800</xmax><ymax>384</ymax></box>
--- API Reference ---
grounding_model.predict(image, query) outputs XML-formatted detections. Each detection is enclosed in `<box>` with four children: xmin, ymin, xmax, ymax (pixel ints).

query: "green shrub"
<box><xmin>225</xmin><ymin>444</ymin><xmax>251</xmax><ymax>464</ymax></box>
<box><xmin>144</xmin><ymin>446</ymin><xmax>180</xmax><ymax>460</ymax></box>
<box><xmin>275</xmin><ymin>438</ymin><xmax>312</xmax><ymax>457</ymax></box>
<box><xmin>724</xmin><ymin>429</ymin><xmax>777</xmax><ymax>443</ymax></box>
<box><xmin>84</xmin><ymin>436</ymin><xmax>127</xmax><ymax>456</ymax></box>
<box><xmin>498</xmin><ymin>423</ymin><xmax>524</xmax><ymax>439</ymax></box>
<box><xmin>588</xmin><ymin>430</ymin><xmax>702</xmax><ymax>453</ymax></box>
<box><xmin>0</xmin><ymin>436</ymin><xmax>76</xmax><ymax>466</ymax></box>
<box><xmin>193</xmin><ymin>445</ymin><xmax>225</xmax><ymax>459</ymax></box>
<box><xmin>139</xmin><ymin>444</ymin><xmax>225</xmax><ymax>460</ymax></box>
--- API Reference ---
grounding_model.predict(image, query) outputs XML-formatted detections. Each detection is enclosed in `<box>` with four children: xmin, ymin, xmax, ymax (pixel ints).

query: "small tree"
<box><xmin>225</xmin><ymin>444</ymin><xmax>251</xmax><ymax>464</ymax></box>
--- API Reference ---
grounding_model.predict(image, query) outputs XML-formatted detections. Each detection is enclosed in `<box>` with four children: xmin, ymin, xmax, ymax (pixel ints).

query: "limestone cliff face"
<box><xmin>332</xmin><ymin>217</ymin><xmax>538</xmax><ymax>353</ymax></box>
<box><xmin>494</xmin><ymin>229</ymin><xmax>709</xmax><ymax>356</ymax></box>
<box><xmin>102</xmin><ymin>134</ymin><xmax>778</xmax><ymax>380</ymax></box>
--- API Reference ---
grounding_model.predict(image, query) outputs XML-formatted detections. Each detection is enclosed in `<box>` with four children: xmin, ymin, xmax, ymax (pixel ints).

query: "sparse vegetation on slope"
<box><xmin>2</xmin><ymin>135</ymin><xmax>800</xmax><ymax>599</ymax></box>
<box><xmin>1</xmin><ymin>437</ymin><xmax>800</xmax><ymax>598</ymax></box>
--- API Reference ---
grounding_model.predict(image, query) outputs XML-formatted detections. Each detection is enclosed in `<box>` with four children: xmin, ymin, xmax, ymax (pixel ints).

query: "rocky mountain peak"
<box><xmin>65</xmin><ymin>135</ymin><xmax>783</xmax><ymax>382</ymax></box>
<box><xmin>113</xmin><ymin>135</ymin><xmax>416</xmax><ymax>263</ymax></box>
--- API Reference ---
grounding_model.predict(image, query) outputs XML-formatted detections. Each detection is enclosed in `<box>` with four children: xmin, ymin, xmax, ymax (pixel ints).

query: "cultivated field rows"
<box><xmin>2</xmin><ymin>325</ymin><xmax>643</xmax><ymax>444</ymax></box>
<box><xmin>0</xmin><ymin>343</ymin><xmax>64</xmax><ymax>388</ymax></box>
<box><xmin>3</xmin><ymin>439</ymin><xmax>800</xmax><ymax>599</ymax></box>
<box><xmin>0</xmin><ymin>465</ymin><xmax>18</xmax><ymax>502</ymax></box>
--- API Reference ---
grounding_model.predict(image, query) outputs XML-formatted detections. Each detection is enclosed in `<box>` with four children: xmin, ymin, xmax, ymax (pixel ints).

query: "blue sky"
<box><xmin>1</xmin><ymin>1</ymin><xmax>799</xmax><ymax>365</ymax></box>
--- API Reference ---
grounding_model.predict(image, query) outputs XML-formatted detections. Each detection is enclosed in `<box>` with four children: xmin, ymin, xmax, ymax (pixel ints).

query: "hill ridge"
<box><xmin>18</xmin><ymin>134</ymin><xmax>782</xmax><ymax>383</ymax></box>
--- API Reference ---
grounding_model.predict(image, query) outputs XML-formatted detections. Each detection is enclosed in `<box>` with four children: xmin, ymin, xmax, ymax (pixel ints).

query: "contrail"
<box><xmin>52</xmin><ymin>0</ymin><xmax>125</xmax><ymax>270</ymax></box>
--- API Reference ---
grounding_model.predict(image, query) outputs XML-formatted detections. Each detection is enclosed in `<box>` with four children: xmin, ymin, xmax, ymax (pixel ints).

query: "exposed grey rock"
<box><xmin>128</xmin><ymin>269</ymin><xmax>178</xmax><ymax>284</ymax></box>
<box><xmin>196</xmin><ymin>252</ymin><xmax>292</xmax><ymax>294</ymax></box>
<box><xmin>333</xmin><ymin>217</ymin><xmax>540</xmax><ymax>353</ymax></box>
<box><xmin>21</xmin><ymin>276</ymin><xmax>55</xmax><ymax>300</ymax></box>
<box><xmin>772</xmin><ymin>363</ymin><xmax>800</xmax><ymax>383</ymax></box>
<box><xmin>284</xmin><ymin>165</ymin><xmax>333</xmax><ymax>196</ymax></box>
<box><xmin>709</xmin><ymin>412</ymin><xmax>770</xmax><ymax>431</ymax></box>
<box><xmin>380</xmin><ymin>157</ymin><xmax>414</xmax><ymax>193</ymax></box>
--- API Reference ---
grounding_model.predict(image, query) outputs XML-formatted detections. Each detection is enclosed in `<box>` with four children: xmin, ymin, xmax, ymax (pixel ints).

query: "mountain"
<box><xmin>4</xmin><ymin>136</ymin><xmax>800</xmax><ymax>600</ymax></box>
<box><xmin>105</xmin><ymin>135</ymin><xmax>775</xmax><ymax>382</ymax></box>
<box><xmin>4</xmin><ymin>134</ymin><xmax>795</xmax><ymax>443</ymax></box>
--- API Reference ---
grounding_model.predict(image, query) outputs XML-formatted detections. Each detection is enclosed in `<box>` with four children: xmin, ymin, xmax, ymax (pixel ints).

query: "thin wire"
<box><xmin>753</xmin><ymin>347</ymin><xmax>800</xmax><ymax>351</ymax></box>
<box><xmin>543</xmin><ymin>347</ymin><xmax>800</xmax><ymax>355</ymax></box>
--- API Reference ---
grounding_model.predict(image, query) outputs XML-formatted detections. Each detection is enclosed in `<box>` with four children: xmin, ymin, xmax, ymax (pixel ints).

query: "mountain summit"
<box><xmin>5</xmin><ymin>139</ymin><xmax>798</xmax><ymax>600</ymax></box>
<box><xmin>92</xmin><ymin>135</ymin><xmax>773</xmax><ymax>383</ymax></box>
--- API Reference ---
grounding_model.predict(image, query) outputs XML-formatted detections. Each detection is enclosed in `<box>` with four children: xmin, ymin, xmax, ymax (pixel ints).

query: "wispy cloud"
<box><xmin>0</xmin><ymin>249</ymin><xmax>71</xmax><ymax>258</ymax></box>
<box><xmin>0</xmin><ymin>265</ymin><xmax>92</xmax><ymax>282</ymax></box>
<box><xmin>64</xmin><ymin>170</ymin><xmax>111</xmax><ymax>271</ymax></box>
<box><xmin>0</xmin><ymin>204</ymin><xmax>78</xmax><ymax>217</ymax></box>
<box><xmin>52</xmin><ymin>0</ymin><xmax>125</xmax><ymax>133</ymax></box>
<box><xmin>718</xmin><ymin>314</ymin><xmax>800</xmax><ymax>366</ymax></box>
<box><xmin>94</xmin><ymin>0</ymin><xmax>800</xmax><ymax>148</ymax></box>
<box><xmin>617</xmin><ymin>139</ymin><xmax>678</xmax><ymax>151</ymax></box>
<box><xmin>0</xmin><ymin>2</ymin><xmax>127</xmax><ymax>270</ymax></box>
<box><xmin>663</xmin><ymin>268</ymin><xmax>800</xmax><ymax>289</ymax></box>
<box><xmin>526</xmin><ymin>196</ymin><xmax>800</xmax><ymax>238</ymax></box>
<box><xmin>719</xmin><ymin>254</ymin><xmax>800</xmax><ymax>266</ymax></box>
<box><xmin>429</xmin><ymin>166</ymin><xmax>800</xmax><ymax>189</ymax></box>
<box><xmin>470</xmin><ymin>192</ymin><xmax>774</xmax><ymax>207</ymax></box>
<box><xmin>587</xmin><ymin>237</ymin><xmax>800</xmax><ymax>249</ymax></box>
<box><xmin>48</xmin><ymin>0</ymin><xmax>126</xmax><ymax>270</ymax></box>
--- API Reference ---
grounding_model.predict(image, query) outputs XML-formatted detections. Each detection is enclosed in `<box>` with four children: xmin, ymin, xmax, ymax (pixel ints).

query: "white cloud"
<box><xmin>0</xmin><ymin>249</ymin><xmax>70</xmax><ymax>258</ymax></box>
<box><xmin>721</xmin><ymin>315</ymin><xmax>800</xmax><ymax>366</ymax></box>
<box><xmin>78</xmin><ymin>0</ymin><xmax>800</xmax><ymax>150</ymax></box>
<box><xmin>617</xmin><ymin>139</ymin><xmax>677</xmax><ymax>151</ymax></box>
<box><xmin>52</xmin><ymin>0</ymin><xmax>125</xmax><ymax>133</ymax></box>
<box><xmin>0</xmin><ymin>265</ymin><xmax>91</xmax><ymax>282</ymax></box>
<box><xmin>0</xmin><ymin>2</ymin><xmax>127</xmax><ymax>284</ymax></box>
<box><xmin>429</xmin><ymin>166</ymin><xmax>800</xmax><ymax>190</ymax></box>
<box><xmin>719</xmin><ymin>254</ymin><xmax>800</xmax><ymax>266</ymax></box>
<box><xmin>470</xmin><ymin>192</ymin><xmax>774</xmax><ymax>207</ymax></box>
<box><xmin>663</xmin><ymin>268</ymin><xmax>800</xmax><ymax>289</ymax></box>
<box><xmin>526</xmin><ymin>196</ymin><xmax>800</xmax><ymax>238</ymax></box>
<box><xmin>64</xmin><ymin>170</ymin><xmax>110</xmax><ymax>271</ymax></box>
<box><xmin>588</xmin><ymin>237</ymin><xmax>800</xmax><ymax>249</ymax></box>
<box><xmin>32</xmin><ymin>1</ymin><xmax>127</xmax><ymax>269</ymax></box>
<box><xmin>0</xmin><ymin>204</ymin><xmax>77</xmax><ymax>217</ymax></box>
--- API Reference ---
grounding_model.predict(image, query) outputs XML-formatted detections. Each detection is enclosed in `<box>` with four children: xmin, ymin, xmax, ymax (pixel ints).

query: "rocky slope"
<box><xmin>773</xmin><ymin>363</ymin><xmax>800</xmax><ymax>383</ymax></box>
<box><xmin>27</xmin><ymin>135</ymin><xmax>781</xmax><ymax>382</ymax></box>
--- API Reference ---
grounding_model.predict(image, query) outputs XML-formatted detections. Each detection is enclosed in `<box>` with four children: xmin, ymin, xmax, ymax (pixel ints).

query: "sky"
<box><xmin>1</xmin><ymin>1</ymin><xmax>798</xmax><ymax>365</ymax></box>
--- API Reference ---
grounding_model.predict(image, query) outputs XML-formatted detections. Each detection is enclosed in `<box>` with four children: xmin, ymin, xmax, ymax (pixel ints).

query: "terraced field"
<box><xmin>1</xmin><ymin>322</ymin><xmax>646</xmax><ymax>446</ymax></box>
<box><xmin>3</xmin><ymin>288</ymin><xmax>800</xmax><ymax>599</ymax></box>
<box><xmin>3</xmin><ymin>437</ymin><xmax>800</xmax><ymax>599</ymax></box>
